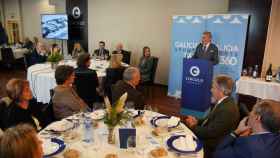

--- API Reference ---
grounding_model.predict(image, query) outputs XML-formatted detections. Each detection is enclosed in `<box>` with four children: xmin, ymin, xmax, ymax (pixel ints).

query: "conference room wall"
<box><xmin>262</xmin><ymin>0</ymin><xmax>280</xmax><ymax>76</ymax></box>
<box><xmin>88</xmin><ymin>0</ymin><xmax>229</xmax><ymax>85</ymax></box>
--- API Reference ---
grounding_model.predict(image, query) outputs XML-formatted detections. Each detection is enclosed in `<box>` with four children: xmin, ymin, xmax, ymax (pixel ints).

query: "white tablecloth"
<box><xmin>0</xmin><ymin>48</ymin><xmax>29</xmax><ymax>60</ymax></box>
<box><xmin>39</xmin><ymin>110</ymin><xmax>203</xmax><ymax>158</ymax></box>
<box><xmin>27</xmin><ymin>59</ymin><xmax>125</xmax><ymax>104</ymax></box>
<box><xmin>236</xmin><ymin>77</ymin><xmax>280</xmax><ymax>101</ymax></box>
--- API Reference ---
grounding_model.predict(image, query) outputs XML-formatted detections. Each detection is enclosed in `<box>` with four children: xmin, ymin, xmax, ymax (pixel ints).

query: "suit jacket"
<box><xmin>74</xmin><ymin>67</ymin><xmax>99</xmax><ymax>106</ymax></box>
<box><xmin>193</xmin><ymin>97</ymin><xmax>240</xmax><ymax>151</ymax></box>
<box><xmin>94</xmin><ymin>48</ymin><xmax>110</xmax><ymax>60</ymax></box>
<box><xmin>53</xmin><ymin>85</ymin><xmax>87</xmax><ymax>120</ymax></box>
<box><xmin>214</xmin><ymin>133</ymin><xmax>280</xmax><ymax>158</ymax></box>
<box><xmin>139</xmin><ymin>56</ymin><xmax>154</xmax><ymax>82</ymax></box>
<box><xmin>112</xmin><ymin>50</ymin><xmax>131</xmax><ymax>64</ymax></box>
<box><xmin>112</xmin><ymin>80</ymin><xmax>145</xmax><ymax>110</ymax></box>
<box><xmin>193</xmin><ymin>43</ymin><xmax>219</xmax><ymax>65</ymax></box>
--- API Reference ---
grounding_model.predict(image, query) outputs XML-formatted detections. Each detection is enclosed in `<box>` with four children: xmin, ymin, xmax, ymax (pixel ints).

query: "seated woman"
<box><xmin>0</xmin><ymin>79</ymin><xmax>40</xmax><ymax>130</ymax></box>
<box><xmin>53</xmin><ymin>65</ymin><xmax>88</xmax><ymax>120</ymax></box>
<box><xmin>138</xmin><ymin>46</ymin><xmax>154</xmax><ymax>83</ymax></box>
<box><xmin>0</xmin><ymin>124</ymin><xmax>43</xmax><ymax>158</ymax></box>
<box><xmin>104</xmin><ymin>54</ymin><xmax>125</xmax><ymax>100</ymax></box>
<box><xmin>74</xmin><ymin>54</ymin><xmax>99</xmax><ymax>107</ymax></box>
<box><xmin>72</xmin><ymin>42</ymin><xmax>85</xmax><ymax>58</ymax></box>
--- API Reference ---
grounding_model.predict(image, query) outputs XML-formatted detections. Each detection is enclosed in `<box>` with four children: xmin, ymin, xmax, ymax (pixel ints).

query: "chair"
<box><xmin>23</xmin><ymin>52</ymin><xmax>34</xmax><ymax>69</ymax></box>
<box><xmin>141</xmin><ymin>57</ymin><xmax>159</xmax><ymax>100</ymax></box>
<box><xmin>40</xmin><ymin>89</ymin><xmax>56</xmax><ymax>126</ymax></box>
<box><xmin>74</xmin><ymin>71</ymin><xmax>99</xmax><ymax>108</ymax></box>
<box><xmin>239</xmin><ymin>102</ymin><xmax>250</xmax><ymax>120</ymax></box>
<box><xmin>1</xmin><ymin>47</ymin><xmax>15</xmax><ymax>68</ymax></box>
<box><xmin>122</xmin><ymin>51</ymin><xmax>131</xmax><ymax>64</ymax></box>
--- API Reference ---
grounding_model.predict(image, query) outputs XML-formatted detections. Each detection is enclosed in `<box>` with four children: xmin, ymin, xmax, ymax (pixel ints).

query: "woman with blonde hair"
<box><xmin>0</xmin><ymin>124</ymin><xmax>43</xmax><ymax>158</ymax></box>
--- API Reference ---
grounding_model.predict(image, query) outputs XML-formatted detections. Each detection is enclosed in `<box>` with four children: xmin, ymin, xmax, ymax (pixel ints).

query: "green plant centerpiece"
<box><xmin>103</xmin><ymin>92</ymin><xmax>132</xmax><ymax>144</ymax></box>
<box><xmin>47</xmin><ymin>52</ymin><xmax>63</xmax><ymax>69</ymax></box>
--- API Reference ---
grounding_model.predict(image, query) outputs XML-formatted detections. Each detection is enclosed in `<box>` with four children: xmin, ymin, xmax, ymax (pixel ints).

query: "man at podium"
<box><xmin>192</xmin><ymin>31</ymin><xmax>219</xmax><ymax>65</ymax></box>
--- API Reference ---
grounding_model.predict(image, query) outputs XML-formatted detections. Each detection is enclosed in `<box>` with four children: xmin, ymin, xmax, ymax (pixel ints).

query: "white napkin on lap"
<box><xmin>168</xmin><ymin>116</ymin><xmax>180</xmax><ymax>127</ymax></box>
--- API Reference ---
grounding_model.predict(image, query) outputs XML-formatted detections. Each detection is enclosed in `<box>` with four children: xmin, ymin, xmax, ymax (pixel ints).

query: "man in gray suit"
<box><xmin>184</xmin><ymin>75</ymin><xmax>240</xmax><ymax>158</ymax></box>
<box><xmin>192</xmin><ymin>31</ymin><xmax>219</xmax><ymax>65</ymax></box>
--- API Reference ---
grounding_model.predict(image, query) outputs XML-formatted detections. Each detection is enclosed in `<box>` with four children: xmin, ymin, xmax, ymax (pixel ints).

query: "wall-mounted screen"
<box><xmin>41</xmin><ymin>14</ymin><xmax>68</xmax><ymax>40</ymax></box>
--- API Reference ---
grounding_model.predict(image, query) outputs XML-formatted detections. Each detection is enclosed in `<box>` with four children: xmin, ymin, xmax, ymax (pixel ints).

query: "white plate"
<box><xmin>46</xmin><ymin>120</ymin><xmax>74</xmax><ymax>132</ymax></box>
<box><xmin>43</xmin><ymin>139</ymin><xmax>60</xmax><ymax>156</ymax></box>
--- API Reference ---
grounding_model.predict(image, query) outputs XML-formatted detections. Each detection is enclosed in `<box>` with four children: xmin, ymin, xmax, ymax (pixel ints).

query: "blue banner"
<box><xmin>168</xmin><ymin>14</ymin><xmax>249</xmax><ymax>116</ymax></box>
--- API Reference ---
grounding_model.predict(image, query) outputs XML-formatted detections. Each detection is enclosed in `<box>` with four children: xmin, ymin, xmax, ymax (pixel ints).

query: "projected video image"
<box><xmin>41</xmin><ymin>14</ymin><xmax>68</xmax><ymax>40</ymax></box>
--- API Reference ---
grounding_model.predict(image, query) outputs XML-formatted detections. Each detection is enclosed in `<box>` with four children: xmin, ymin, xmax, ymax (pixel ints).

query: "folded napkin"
<box><xmin>167</xmin><ymin>116</ymin><xmax>180</xmax><ymax>128</ymax></box>
<box><xmin>178</xmin><ymin>135</ymin><xmax>196</xmax><ymax>151</ymax></box>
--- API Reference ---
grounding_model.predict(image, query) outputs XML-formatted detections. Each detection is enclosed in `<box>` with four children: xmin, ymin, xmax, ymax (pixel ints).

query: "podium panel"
<box><xmin>181</xmin><ymin>59</ymin><xmax>213</xmax><ymax>117</ymax></box>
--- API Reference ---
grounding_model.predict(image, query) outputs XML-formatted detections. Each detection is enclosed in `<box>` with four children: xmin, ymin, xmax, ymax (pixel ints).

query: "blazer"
<box><xmin>192</xmin><ymin>97</ymin><xmax>240</xmax><ymax>151</ymax></box>
<box><xmin>138</xmin><ymin>56</ymin><xmax>154</xmax><ymax>82</ymax></box>
<box><xmin>0</xmin><ymin>100</ymin><xmax>37</xmax><ymax>130</ymax></box>
<box><xmin>214</xmin><ymin>133</ymin><xmax>280</xmax><ymax>158</ymax></box>
<box><xmin>193</xmin><ymin>43</ymin><xmax>219</xmax><ymax>65</ymax></box>
<box><xmin>112</xmin><ymin>50</ymin><xmax>131</xmax><ymax>64</ymax></box>
<box><xmin>52</xmin><ymin>85</ymin><xmax>87</xmax><ymax>120</ymax></box>
<box><xmin>74</xmin><ymin>67</ymin><xmax>99</xmax><ymax>106</ymax></box>
<box><xmin>72</xmin><ymin>49</ymin><xmax>85</xmax><ymax>58</ymax></box>
<box><xmin>112</xmin><ymin>80</ymin><xmax>145</xmax><ymax>110</ymax></box>
<box><xmin>94</xmin><ymin>48</ymin><xmax>110</xmax><ymax>60</ymax></box>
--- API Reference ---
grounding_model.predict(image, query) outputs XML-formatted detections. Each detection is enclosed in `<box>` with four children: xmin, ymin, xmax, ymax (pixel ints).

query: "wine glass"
<box><xmin>137</xmin><ymin>135</ymin><xmax>148</xmax><ymax>155</ymax></box>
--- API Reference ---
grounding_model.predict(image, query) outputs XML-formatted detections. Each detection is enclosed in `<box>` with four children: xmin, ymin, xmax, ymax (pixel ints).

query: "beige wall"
<box><xmin>88</xmin><ymin>0</ymin><xmax>229</xmax><ymax>84</ymax></box>
<box><xmin>262</xmin><ymin>0</ymin><xmax>280</xmax><ymax>76</ymax></box>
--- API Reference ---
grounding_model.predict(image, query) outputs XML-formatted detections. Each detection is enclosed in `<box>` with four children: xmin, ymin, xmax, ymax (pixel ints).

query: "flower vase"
<box><xmin>107</xmin><ymin>127</ymin><xmax>115</xmax><ymax>144</ymax></box>
<box><xmin>51</xmin><ymin>62</ymin><xmax>58</xmax><ymax>69</ymax></box>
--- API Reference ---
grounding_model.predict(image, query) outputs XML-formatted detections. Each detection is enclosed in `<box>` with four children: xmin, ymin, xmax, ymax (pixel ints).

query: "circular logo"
<box><xmin>72</xmin><ymin>6</ymin><xmax>81</xmax><ymax>19</ymax></box>
<box><xmin>190</xmin><ymin>66</ymin><xmax>200</xmax><ymax>77</ymax></box>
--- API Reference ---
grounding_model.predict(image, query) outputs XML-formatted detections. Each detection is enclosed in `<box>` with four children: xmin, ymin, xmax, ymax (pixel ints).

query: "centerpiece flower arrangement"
<box><xmin>47</xmin><ymin>51</ymin><xmax>63</xmax><ymax>69</ymax></box>
<box><xmin>103</xmin><ymin>92</ymin><xmax>132</xmax><ymax>144</ymax></box>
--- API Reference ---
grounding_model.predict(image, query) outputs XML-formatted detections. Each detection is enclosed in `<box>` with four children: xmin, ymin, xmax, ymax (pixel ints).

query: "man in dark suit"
<box><xmin>192</xmin><ymin>31</ymin><xmax>219</xmax><ymax>65</ymax></box>
<box><xmin>214</xmin><ymin>99</ymin><xmax>280</xmax><ymax>158</ymax></box>
<box><xmin>93</xmin><ymin>41</ymin><xmax>110</xmax><ymax>60</ymax></box>
<box><xmin>184</xmin><ymin>75</ymin><xmax>240</xmax><ymax>158</ymax></box>
<box><xmin>112</xmin><ymin>67</ymin><xmax>145</xmax><ymax>110</ymax></box>
<box><xmin>112</xmin><ymin>43</ymin><xmax>131</xmax><ymax>64</ymax></box>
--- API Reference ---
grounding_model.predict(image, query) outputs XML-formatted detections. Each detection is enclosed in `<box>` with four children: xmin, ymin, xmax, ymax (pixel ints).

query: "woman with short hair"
<box><xmin>0</xmin><ymin>124</ymin><xmax>43</xmax><ymax>158</ymax></box>
<box><xmin>53</xmin><ymin>65</ymin><xmax>88</xmax><ymax>120</ymax></box>
<box><xmin>0</xmin><ymin>78</ymin><xmax>40</xmax><ymax>130</ymax></box>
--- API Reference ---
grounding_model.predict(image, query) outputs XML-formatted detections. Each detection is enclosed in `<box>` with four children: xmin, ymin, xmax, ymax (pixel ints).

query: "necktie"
<box><xmin>202</xmin><ymin>45</ymin><xmax>206</xmax><ymax>53</ymax></box>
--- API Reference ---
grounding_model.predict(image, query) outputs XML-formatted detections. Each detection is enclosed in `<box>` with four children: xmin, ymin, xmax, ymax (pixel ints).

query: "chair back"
<box><xmin>123</xmin><ymin>51</ymin><xmax>131</xmax><ymax>64</ymax></box>
<box><xmin>104</xmin><ymin>67</ymin><xmax>125</xmax><ymax>101</ymax></box>
<box><xmin>150</xmin><ymin>56</ymin><xmax>159</xmax><ymax>84</ymax></box>
<box><xmin>23</xmin><ymin>52</ymin><xmax>33</xmax><ymax>68</ymax></box>
<box><xmin>1</xmin><ymin>48</ymin><xmax>15</xmax><ymax>67</ymax></box>
<box><xmin>41</xmin><ymin>89</ymin><xmax>56</xmax><ymax>125</ymax></box>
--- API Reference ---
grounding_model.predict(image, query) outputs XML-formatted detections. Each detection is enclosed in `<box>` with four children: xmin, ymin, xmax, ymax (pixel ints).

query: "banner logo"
<box><xmin>72</xmin><ymin>6</ymin><xmax>81</xmax><ymax>19</ymax></box>
<box><xmin>190</xmin><ymin>66</ymin><xmax>200</xmax><ymax>77</ymax></box>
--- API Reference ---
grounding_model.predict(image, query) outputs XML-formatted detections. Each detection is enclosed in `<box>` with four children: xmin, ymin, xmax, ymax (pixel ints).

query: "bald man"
<box><xmin>112</xmin><ymin>43</ymin><xmax>131</xmax><ymax>64</ymax></box>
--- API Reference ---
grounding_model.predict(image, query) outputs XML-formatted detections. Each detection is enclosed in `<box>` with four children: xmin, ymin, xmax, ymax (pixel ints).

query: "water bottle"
<box><xmin>252</xmin><ymin>65</ymin><xmax>258</xmax><ymax>79</ymax></box>
<box><xmin>83</xmin><ymin>117</ymin><xmax>93</xmax><ymax>143</ymax></box>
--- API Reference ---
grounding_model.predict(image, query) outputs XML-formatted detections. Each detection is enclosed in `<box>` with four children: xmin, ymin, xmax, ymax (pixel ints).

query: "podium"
<box><xmin>181</xmin><ymin>58</ymin><xmax>213</xmax><ymax>118</ymax></box>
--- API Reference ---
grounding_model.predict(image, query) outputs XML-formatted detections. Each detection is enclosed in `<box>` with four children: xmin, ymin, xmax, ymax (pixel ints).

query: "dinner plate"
<box><xmin>89</xmin><ymin>109</ymin><xmax>106</xmax><ymax>120</ymax></box>
<box><xmin>46</xmin><ymin>120</ymin><xmax>75</xmax><ymax>132</ymax></box>
<box><xmin>151</xmin><ymin>116</ymin><xmax>180</xmax><ymax>128</ymax></box>
<box><xmin>43</xmin><ymin>138</ymin><xmax>66</xmax><ymax>157</ymax></box>
<box><xmin>166</xmin><ymin>135</ymin><xmax>203</xmax><ymax>154</ymax></box>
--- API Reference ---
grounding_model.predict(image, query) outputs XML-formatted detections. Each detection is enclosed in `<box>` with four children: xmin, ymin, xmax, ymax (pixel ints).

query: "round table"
<box><xmin>39</xmin><ymin>110</ymin><xmax>203</xmax><ymax>158</ymax></box>
<box><xmin>27</xmin><ymin>59</ymin><xmax>127</xmax><ymax>104</ymax></box>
